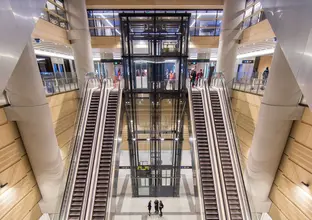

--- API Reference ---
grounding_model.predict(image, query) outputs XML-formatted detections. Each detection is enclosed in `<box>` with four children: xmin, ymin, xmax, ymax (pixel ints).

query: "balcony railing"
<box><xmin>42</xmin><ymin>75</ymin><xmax>78</xmax><ymax>95</ymax></box>
<box><xmin>40</xmin><ymin>0</ymin><xmax>68</xmax><ymax>29</ymax></box>
<box><xmin>87</xmin><ymin>9</ymin><xmax>223</xmax><ymax>37</ymax></box>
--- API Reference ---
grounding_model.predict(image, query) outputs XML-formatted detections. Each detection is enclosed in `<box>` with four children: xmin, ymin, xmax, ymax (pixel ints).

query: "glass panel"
<box><xmin>55</xmin><ymin>0</ymin><xmax>64</xmax><ymax>8</ymax></box>
<box><xmin>245</xmin><ymin>7</ymin><xmax>253</xmax><ymax>17</ymax></box>
<box><xmin>49</xmin><ymin>13</ymin><xmax>59</xmax><ymax>26</ymax></box>
<box><xmin>40</xmin><ymin>10</ymin><xmax>49</xmax><ymax>21</ymax></box>
<box><xmin>253</xmin><ymin>1</ymin><xmax>262</xmax><ymax>13</ymax></box>
<box><xmin>246</xmin><ymin>0</ymin><xmax>254</xmax><ymax>7</ymax></box>
<box><xmin>47</xmin><ymin>1</ymin><xmax>56</xmax><ymax>11</ymax></box>
<box><xmin>243</xmin><ymin>18</ymin><xmax>251</xmax><ymax>29</ymax></box>
<box><xmin>251</xmin><ymin>14</ymin><xmax>260</xmax><ymax>25</ymax></box>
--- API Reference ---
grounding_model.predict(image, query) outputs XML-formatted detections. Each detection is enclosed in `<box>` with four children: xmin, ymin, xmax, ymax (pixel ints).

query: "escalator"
<box><xmin>91</xmin><ymin>92</ymin><xmax>119</xmax><ymax>219</ymax></box>
<box><xmin>192</xmin><ymin>91</ymin><xmax>219</xmax><ymax>220</ymax></box>
<box><xmin>209</xmin><ymin>90</ymin><xmax>243</xmax><ymax>220</ymax></box>
<box><xmin>68</xmin><ymin>91</ymin><xmax>101</xmax><ymax>220</ymax></box>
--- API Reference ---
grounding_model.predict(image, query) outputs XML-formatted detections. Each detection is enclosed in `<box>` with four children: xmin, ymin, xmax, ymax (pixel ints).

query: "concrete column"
<box><xmin>216</xmin><ymin>0</ymin><xmax>245</xmax><ymax>84</ymax></box>
<box><xmin>245</xmin><ymin>44</ymin><xmax>303</xmax><ymax>211</ymax></box>
<box><xmin>101</xmin><ymin>53</ymin><xmax>115</xmax><ymax>79</ymax></box>
<box><xmin>66</xmin><ymin>0</ymin><xmax>94</xmax><ymax>91</ymax></box>
<box><xmin>5</xmin><ymin>39</ymin><xmax>64</xmax><ymax>213</ymax></box>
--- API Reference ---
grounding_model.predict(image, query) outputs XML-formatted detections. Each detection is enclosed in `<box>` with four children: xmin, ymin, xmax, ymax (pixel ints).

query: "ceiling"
<box><xmin>238</xmin><ymin>38</ymin><xmax>276</xmax><ymax>55</ymax></box>
<box><xmin>32</xmin><ymin>39</ymin><xmax>73</xmax><ymax>56</ymax></box>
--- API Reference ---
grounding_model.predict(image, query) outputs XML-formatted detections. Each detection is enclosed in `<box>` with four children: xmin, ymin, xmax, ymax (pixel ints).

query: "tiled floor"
<box><xmin>112</xmin><ymin>150</ymin><xmax>198</xmax><ymax>220</ymax></box>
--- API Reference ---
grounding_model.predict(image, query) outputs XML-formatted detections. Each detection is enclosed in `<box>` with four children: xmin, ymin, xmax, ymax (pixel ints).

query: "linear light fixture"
<box><xmin>190</xmin><ymin>13</ymin><xmax>202</xmax><ymax>27</ymax></box>
<box><xmin>34</xmin><ymin>49</ymin><xmax>74</xmax><ymax>60</ymax></box>
<box><xmin>101</xmin><ymin>15</ymin><xmax>121</xmax><ymax>35</ymax></box>
<box><xmin>237</xmin><ymin>48</ymin><xmax>275</xmax><ymax>59</ymax></box>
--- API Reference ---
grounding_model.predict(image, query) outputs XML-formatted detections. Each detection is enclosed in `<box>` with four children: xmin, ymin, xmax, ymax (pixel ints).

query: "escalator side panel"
<box><xmin>210</xmin><ymin>90</ymin><xmax>243</xmax><ymax>220</ymax></box>
<box><xmin>192</xmin><ymin>91</ymin><xmax>219</xmax><ymax>220</ymax></box>
<box><xmin>68</xmin><ymin>91</ymin><xmax>101</xmax><ymax>220</ymax></box>
<box><xmin>91</xmin><ymin>92</ymin><xmax>119</xmax><ymax>220</ymax></box>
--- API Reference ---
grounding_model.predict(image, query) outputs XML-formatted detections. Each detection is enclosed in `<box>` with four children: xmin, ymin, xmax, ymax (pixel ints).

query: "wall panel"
<box><xmin>269</xmin><ymin>106</ymin><xmax>312</xmax><ymax>220</ymax></box>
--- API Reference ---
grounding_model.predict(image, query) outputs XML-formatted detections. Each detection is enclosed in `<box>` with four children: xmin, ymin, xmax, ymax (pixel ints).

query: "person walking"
<box><xmin>191</xmin><ymin>69</ymin><xmax>197</xmax><ymax>87</ymax></box>
<box><xmin>262</xmin><ymin>67</ymin><xmax>269</xmax><ymax>88</ymax></box>
<box><xmin>148</xmin><ymin>200</ymin><xmax>152</xmax><ymax>216</ymax></box>
<box><xmin>159</xmin><ymin>200</ymin><xmax>164</xmax><ymax>217</ymax></box>
<box><xmin>154</xmin><ymin>199</ymin><xmax>159</xmax><ymax>214</ymax></box>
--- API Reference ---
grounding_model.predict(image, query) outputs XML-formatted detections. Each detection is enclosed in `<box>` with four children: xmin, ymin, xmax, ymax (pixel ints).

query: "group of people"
<box><xmin>190</xmin><ymin>68</ymin><xmax>204</xmax><ymax>87</ymax></box>
<box><xmin>148</xmin><ymin>200</ymin><xmax>164</xmax><ymax>217</ymax></box>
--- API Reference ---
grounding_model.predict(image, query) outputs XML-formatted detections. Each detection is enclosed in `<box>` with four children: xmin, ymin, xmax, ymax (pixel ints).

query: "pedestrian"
<box><xmin>191</xmin><ymin>69</ymin><xmax>197</xmax><ymax>87</ymax></box>
<box><xmin>262</xmin><ymin>67</ymin><xmax>269</xmax><ymax>84</ymax></box>
<box><xmin>148</xmin><ymin>200</ymin><xmax>152</xmax><ymax>216</ymax></box>
<box><xmin>261</xmin><ymin>67</ymin><xmax>269</xmax><ymax>89</ymax></box>
<box><xmin>154</xmin><ymin>199</ymin><xmax>159</xmax><ymax>214</ymax></box>
<box><xmin>159</xmin><ymin>200</ymin><xmax>164</xmax><ymax>217</ymax></box>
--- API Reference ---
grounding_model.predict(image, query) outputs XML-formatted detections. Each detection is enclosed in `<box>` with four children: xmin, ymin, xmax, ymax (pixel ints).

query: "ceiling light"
<box><xmin>237</xmin><ymin>48</ymin><xmax>275</xmax><ymax>59</ymax></box>
<box><xmin>34</xmin><ymin>49</ymin><xmax>74</xmax><ymax>60</ymax></box>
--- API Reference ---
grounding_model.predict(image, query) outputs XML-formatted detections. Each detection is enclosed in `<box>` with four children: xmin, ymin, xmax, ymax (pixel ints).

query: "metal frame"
<box><xmin>120</xmin><ymin>13</ymin><xmax>190</xmax><ymax>197</ymax></box>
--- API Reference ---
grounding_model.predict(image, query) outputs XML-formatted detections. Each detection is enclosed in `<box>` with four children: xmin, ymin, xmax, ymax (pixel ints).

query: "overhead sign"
<box><xmin>242</xmin><ymin>60</ymin><xmax>254</xmax><ymax>64</ymax></box>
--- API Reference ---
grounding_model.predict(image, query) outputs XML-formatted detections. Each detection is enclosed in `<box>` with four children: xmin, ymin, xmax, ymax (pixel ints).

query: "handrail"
<box><xmin>85</xmin><ymin>80</ymin><xmax>110</xmax><ymax>219</ymax></box>
<box><xmin>106</xmin><ymin>83</ymin><xmax>123</xmax><ymax>220</ymax></box>
<box><xmin>60</xmin><ymin>78</ymin><xmax>98</xmax><ymax>219</ymax></box>
<box><xmin>219</xmin><ymin>79</ymin><xmax>252</xmax><ymax>220</ymax></box>
<box><xmin>80</xmin><ymin>79</ymin><xmax>107</xmax><ymax>219</ymax></box>
<box><xmin>202</xmin><ymin>80</ymin><xmax>229</xmax><ymax>220</ymax></box>
<box><xmin>187</xmin><ymin>81</ymin><xmax>205</xmax><ymax>220</ymax></box>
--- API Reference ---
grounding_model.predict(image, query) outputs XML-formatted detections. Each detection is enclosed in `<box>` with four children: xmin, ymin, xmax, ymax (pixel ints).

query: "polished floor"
<box><xmin>112</xmin><ymin>150</ymin><xmax>197</xmax><ymax>220</ymax></box>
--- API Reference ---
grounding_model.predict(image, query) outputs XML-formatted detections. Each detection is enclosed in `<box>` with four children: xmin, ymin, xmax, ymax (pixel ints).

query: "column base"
<box><xmin>243</xmin><ymin>170</ymin><xmax>272</xmax><ymax>214</ymax></box>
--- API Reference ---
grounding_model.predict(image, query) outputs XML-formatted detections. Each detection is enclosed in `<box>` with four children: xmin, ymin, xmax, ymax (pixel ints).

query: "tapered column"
<box><xmin>216</xmin><ymin>0</ymin><xmax>245</xmax><ymax>84</ymax></box>
<box><xmin>246</xmin><ymin>44</ymin><xmax>303</xmax><ymax>211</ymax></box>
<box><xmin>5</xmin><ymin>39</ymin><xmax>64</xmax><ymax>213</ymax></box>
<box><xmin>66</xmin><ymin>0</ymin><xmax>94</xmax><ymax>91</ymax></box>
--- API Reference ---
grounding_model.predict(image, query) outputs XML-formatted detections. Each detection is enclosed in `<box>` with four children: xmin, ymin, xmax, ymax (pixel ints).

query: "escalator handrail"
<box><xmin>79</xmin><ymin>79</ymin><xmax>107</xmax><ymax>219</ymax></box>
<box><xmin>60</xmin><ymin>78</ymin><xmax>100</xmax><ymax>219</ymax></box>
<box><xmin>106</xmin><ymin>85</ymin><xmax>123</xmax><ymax>220</ymax></box>
<box><xmin>85</xmin><ymin>80</ymin><xmax>111</xmax><ymax>219</ymax></box>
<box><xmin>187</xmin><ymin>81</ymin><xmax>205</xmax><ymax>220</ymax></box>
<box><xmin>202</xmin><ymin>80</ymin><xmax>230</xmax><ymax>220</ymax></box>
<box><xmin>219</xmin><ymin>79</ymin><xmax>252</xmax><ymax>220</ymax></box>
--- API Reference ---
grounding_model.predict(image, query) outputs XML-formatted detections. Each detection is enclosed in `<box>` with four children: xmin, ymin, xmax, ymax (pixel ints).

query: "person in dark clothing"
<box><xmin>159</xmin><ymin>200</ymin><xmax>164</xmax><ymax>217</ymax></box>
<box><xmin>148</xmin><ymin>200</ymin><xmax>152</xmax><ymax>216</ymax></box>
<box><xmin>154</xmin><ymin>199</ymin><xmax>159</xmax><ymax>214</ymax></box>
<box><xmin>191</xmin><ymin>69</ymin><xmax>197</xmax><ymax>87</ymax></box>
<box><xmin>262</xmin><ymin>67</ymin><xmax>269</xmax><ymax>86</ymax></box>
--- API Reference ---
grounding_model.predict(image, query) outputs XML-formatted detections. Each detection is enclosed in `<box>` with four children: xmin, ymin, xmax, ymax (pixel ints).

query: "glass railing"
<box><xmin>42</xmin><ymin>75</ymin><xmax>79</xmax><ymax>95</ymax></box>
<box><xmin>40</xmin><ymin>0</ymin><xmax>68</xmax><ymax>29</ymax></box>
<box><xmin>231</xmin><ymin>77</ymin><xmax>266</xmax><ymax>96</ymax></box>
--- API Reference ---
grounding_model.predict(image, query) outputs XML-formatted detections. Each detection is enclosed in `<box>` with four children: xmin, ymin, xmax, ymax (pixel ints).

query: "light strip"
<box><xmin>190</xmin><ymin>13</ymin><xmax>202</xmax><ymax>27</ymax></box>
<box><xmin>101</xmin><ymin>15</ymin><xmax>121</xmax><ymax>35</ymax></box>
<box><xmin>93</xmin><ymin>57</ymin><xmax>101</xmax><ymax>61</ymax></box>
<box><xmin>237</xmin><ymin>48</ymin><xmax>275</xmax><ymax>59</ymax></box>
<box><xmin>34</xmin><ymin>49</ymin><xmax>74</xmax><ymax>60</ymax></box>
